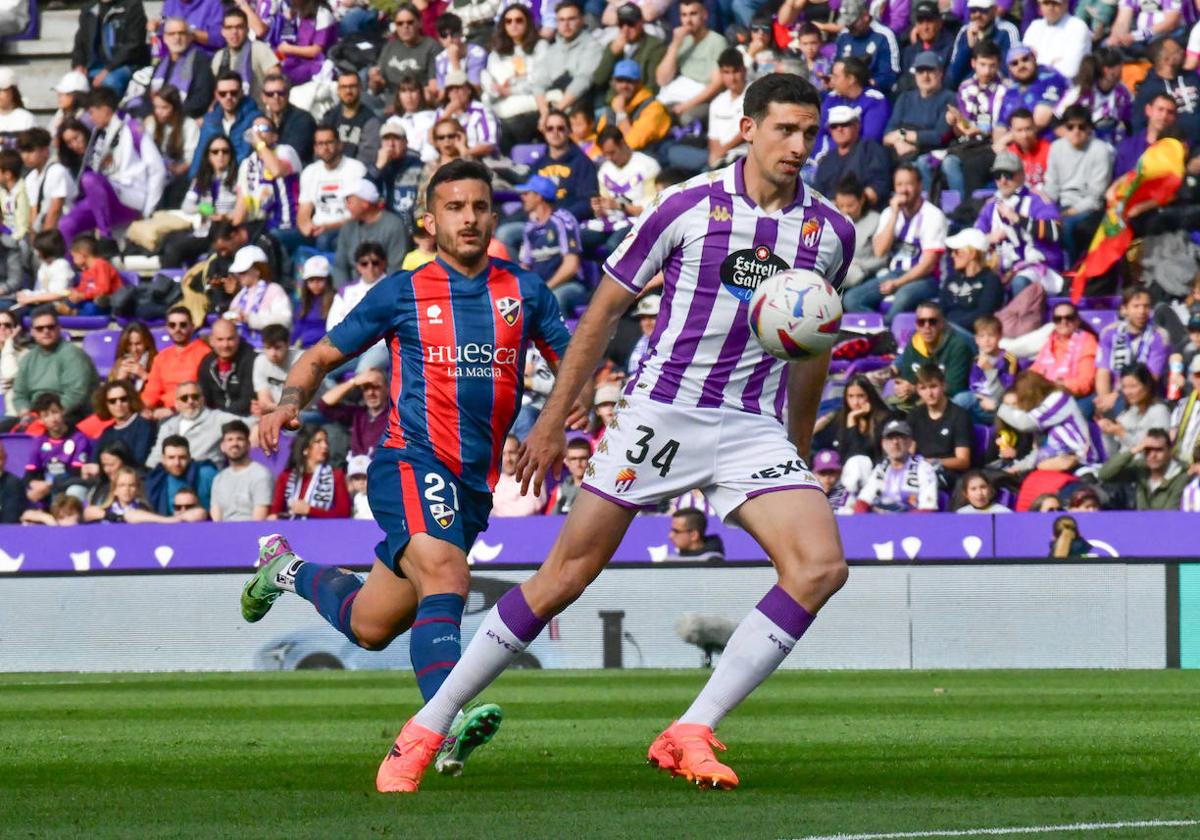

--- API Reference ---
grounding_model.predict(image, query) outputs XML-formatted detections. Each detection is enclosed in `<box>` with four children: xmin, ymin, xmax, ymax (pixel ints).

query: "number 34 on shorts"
<box><xmin>580</xmin><ymin>394</ymin><xmax>822</xmax><ymax>520</ymax></box>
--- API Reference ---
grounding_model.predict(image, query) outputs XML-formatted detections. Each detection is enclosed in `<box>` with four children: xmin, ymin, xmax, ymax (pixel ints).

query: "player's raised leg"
<box><xmin>377</xmin><ymin>489</ymin><xmax>637</xmax><ymax>793</ymax></box>
<box><xmin>648</xmin><ymin>488</ymin><xmax>845</xmax><ymax>788</ymax></box>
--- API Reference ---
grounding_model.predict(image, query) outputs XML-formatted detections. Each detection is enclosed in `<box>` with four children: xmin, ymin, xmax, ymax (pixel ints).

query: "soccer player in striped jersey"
<box><xmin>385</xmin><ymin>74</ymin><xmax>857</xmax><ymax>793</ymax></box>
<box><xmin>242</xmin><ymin>159</ymin><xmax>571</xmax><ymax>785</ymax></box>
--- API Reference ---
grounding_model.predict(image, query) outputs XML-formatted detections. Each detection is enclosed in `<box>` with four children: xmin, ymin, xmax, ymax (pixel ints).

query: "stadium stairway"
<box><xmin>0</xmin><ymin>3</ymin><xmax>164</xmax><ymax>123</ymax></box>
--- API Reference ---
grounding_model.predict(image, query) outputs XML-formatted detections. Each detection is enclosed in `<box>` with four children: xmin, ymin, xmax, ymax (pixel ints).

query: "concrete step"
<box><xmin>0</xmin><ymin>3</ymin><xmax>164</xmax><ymax>57</ymax></box>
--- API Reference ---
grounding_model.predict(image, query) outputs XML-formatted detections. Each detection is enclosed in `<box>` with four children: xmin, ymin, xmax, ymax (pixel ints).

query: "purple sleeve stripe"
<box><xmin>606</xmin><ymin>186</ymin><xmax>712</xmax><ymax>287</ymax></box>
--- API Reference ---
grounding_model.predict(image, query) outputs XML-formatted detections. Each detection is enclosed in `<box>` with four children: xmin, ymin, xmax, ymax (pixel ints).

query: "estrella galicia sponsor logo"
<box><xmin>719</xmin><ymin>245</ymin><xmax>789</xmax><ymax>302</ymax></box>
<box><xmin>496</xmin><ymin>296</ymin><xmax>521</xmax><ymax>326</ymax></box>
<box><xmin>430</xmin><ymin>503</ymin><xmax>456</xmax><ymax>528</ymax></box>
<box><xmin>749</xmin><ymin>457</ymin><xmax>812</xmax><ymax>480</ymax></box>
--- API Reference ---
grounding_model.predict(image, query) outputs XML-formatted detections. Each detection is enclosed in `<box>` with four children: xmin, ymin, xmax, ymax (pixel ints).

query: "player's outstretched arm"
<box><xmin>786</xmin><ymin>349</ymin><xmax>832</xmax><ymax>462</ymax></box>
<box><xmin>259</xmin><ymin>337</ymin><xmax>348</xmax><ymax>455</ymax></box>
<box><xmin>517</xmin><ymin>277</ymin><xmax>636</xmax><ymax>496</ymax></box>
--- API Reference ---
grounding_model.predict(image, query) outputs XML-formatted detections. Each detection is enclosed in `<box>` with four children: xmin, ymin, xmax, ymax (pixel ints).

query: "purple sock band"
<box><xmin>756</xmin><ymin>585</ymin><xmax>815</xmax><ymax>640</ymax></box>
<box><xmin>496</xmin><ymin>587</ymin><xmax>547</xmax><ymax>645</ymax></box>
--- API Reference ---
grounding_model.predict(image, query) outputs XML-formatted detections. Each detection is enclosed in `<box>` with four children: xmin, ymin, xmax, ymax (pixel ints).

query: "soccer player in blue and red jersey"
<box><xmin>240</xmin><ymin>160</ymin><xmax>570</xmax><ymax>787</ymax></box>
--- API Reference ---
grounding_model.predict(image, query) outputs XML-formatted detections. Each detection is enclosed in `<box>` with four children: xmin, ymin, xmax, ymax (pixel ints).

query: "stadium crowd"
<box><xmin>0</xmin><ymin>0</ymin><xmax>1198</xmax><ymax>529</ymax></box>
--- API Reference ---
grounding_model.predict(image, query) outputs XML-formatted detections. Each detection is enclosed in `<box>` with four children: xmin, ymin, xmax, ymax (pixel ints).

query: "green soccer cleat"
<box><xmin>240</xmin><ymin>534</ymin><xmax>300</xmax><ymax>623</ymax></box>
<box><xmin>434</xmin><ymin>702</ymin><xmax>504</xmax><ymax>777</ymax></box>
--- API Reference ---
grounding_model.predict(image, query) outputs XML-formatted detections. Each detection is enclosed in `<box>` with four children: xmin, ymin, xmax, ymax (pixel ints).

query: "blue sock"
<box><xmin>294</xmin><ymin>563</ymin><xmax>364</xmax><ymax>645</ymax></box>
<box><xmin>410</xmin><ymin>593</ymin><xmax>465</xmax><ymax>701</ymax></box>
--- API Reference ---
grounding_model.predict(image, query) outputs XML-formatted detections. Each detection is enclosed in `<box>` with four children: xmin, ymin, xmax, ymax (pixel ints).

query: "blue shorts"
<box><xmin>366</xmin><ymin>448</ymin><xmax>492</xmax><ymax>574</ymax></box>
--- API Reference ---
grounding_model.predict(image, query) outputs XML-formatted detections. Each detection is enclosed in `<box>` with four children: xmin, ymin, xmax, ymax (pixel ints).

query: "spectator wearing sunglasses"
<box><xmin>995</xmin><ymin>45</ymin><xmax>1067</xmax><ymax>138</ymax></box>
<box><xmin>146</xmin><ymin>383</ymin><xmax>248</xmax><ymax>469</ymax></box>
<box><xmin>892</xmin><ymin>301</ymin><xmax>973</xmax><ymax>404</ymax></box>
<box><xmin>1097</xmin><ymin>428</ymin><xmax>1189</xmax><ymax>510</ymax></box>
<box><xmin>141</xmin><ymin>306</ymin><xmax>214</xmax><ymax>417</ymax></box>
<box><xmin>189</xmin><ymin>70</ymin><xmax>262</xmax><ymax>181</ymax></box>
<box><xmin>331</xmin><ymin>181</ymin><xmax>409</xmax><ymax>288</ymax></box>
<box><xmin>1042</xmin><ymin>106</ymin><xmax>1113</xmax><ymax>263</ymax></box>
<box><xmin>1031</xmin><ymin>303</ymin><xmax>1099</xmax><ymax>400</ymax></box>
<box><xmin>9</xmin><ymin>308</ymin><xmax>100</xmax><ymax>427</ymax></box>
<box><xmin>327</xmin><ymin>240</ymin><xmax>392</xmax><ymax>374</ymax></box>
<box><xmin>259</xmin><ymin>73</ymin><xmax>317</xmax><ymax>166</ymax></box>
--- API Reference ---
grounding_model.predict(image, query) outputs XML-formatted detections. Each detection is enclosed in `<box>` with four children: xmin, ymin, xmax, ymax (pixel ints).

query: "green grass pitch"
<box><xmin>3</xmin><ymin>670</ymin><xmax>1199</xmax><ymax>840</ymax></box>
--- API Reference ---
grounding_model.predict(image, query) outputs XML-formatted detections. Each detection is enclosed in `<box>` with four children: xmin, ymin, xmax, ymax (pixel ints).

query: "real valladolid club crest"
<box><xmin>801</xmin><ymin>217</ymin><xmax>821</xmax><ymax>248</ymax></box>
<box><xmin>614</xmin><ymin>468</ymin><xmax>637</xmax><ymax>494</ymax></box>
<box><xmin>496</xmin><ymin>296</ymin><xmax>521</xmax><ymax>327</ymax></box>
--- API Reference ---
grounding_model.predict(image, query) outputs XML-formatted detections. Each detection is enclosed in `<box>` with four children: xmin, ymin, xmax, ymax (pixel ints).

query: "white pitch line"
<box><xmin>795</xmin><ymin>819</ymin><xmax>1200</xmax><ymax>840</ymax></box>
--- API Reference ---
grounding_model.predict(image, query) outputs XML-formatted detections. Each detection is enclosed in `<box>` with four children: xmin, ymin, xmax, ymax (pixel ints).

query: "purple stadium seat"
<box><xmin>1080</xmin><ymin>309</ymin><xmax>1119</xmax><ymax>333</ymax></box>
<box><xmin>972</xmin><ymin>424</ymin><xmax>993</xmax><ymax>462</ymax></box>
<box><xmin>117</xmin><ymin>270</ymin><xmax>141</xmax><ymax>288</ymax></box>
<box><xmin>941</xmin><ymin>190</ymin><xmax>962</xmax><ymax>215</ymax></box>
<box><xmin>845</xmin><ymin>356</ymin><xmax>891</xmax><ymax>376</ymax></box>
<box><xmin>0</xmin><ymin>434</ymin><xmax>36</xmax><ymax>477</ymax></box>
<box><xmin>1088</xmin><ymin>420</ymin><xmax>1108</xmax><ymax>462</ymax></box>
<box><xmin>153</xmin><ymin>328</ymin><xmax>174</xmax><ymax>351</ymax></box>
<box><xmin>82</xmin><ymin>329</ymin><xmax>123</xmax><ymax>378</ymax></box>
<box><xmin>58</xmin><ymin>316</ymin><xmax>111</xmax><ymax>331</ymax></box>
<box><xmin>511</xmin><ymin>144</ymin><xmax>547</xmax><ymax>167</ymax></box>
<box><xmin>828</xmin><ymin>359</ymin><xmax>851</xmax><ymax>375</ymax></box>
<box><xmin>891</xmin><ymin>312</ymin><xmax>917</xmax><ymax>348</ymax></box>
<box><xmin>842</xmin><ymin>312</ymin><xmax>884</xmax><ymax>332</ymax></box>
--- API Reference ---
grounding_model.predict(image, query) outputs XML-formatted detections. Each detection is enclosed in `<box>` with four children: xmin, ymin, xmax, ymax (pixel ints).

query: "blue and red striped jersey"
<box><xmin>327</xmin><ymin>257</ymin><xmax>571</xmax><ymax>493</ymax></box>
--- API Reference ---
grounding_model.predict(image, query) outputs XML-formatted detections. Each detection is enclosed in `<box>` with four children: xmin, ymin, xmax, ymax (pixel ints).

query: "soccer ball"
<box><xmin>747</xmin><ymin>269</ymin><xmax>843</xmax><ymax>360</ymax></box>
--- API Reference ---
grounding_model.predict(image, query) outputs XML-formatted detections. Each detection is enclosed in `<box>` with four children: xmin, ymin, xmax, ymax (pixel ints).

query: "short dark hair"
<box><xmin>210</xmin><ymin>221</ymin><xmax>240</xmax><ymax>242</ymax></box>
<box><xmin>915</xmin><ymin>363</ymin><xmax>945</xmax><ymax>385</ymax></box>
<box><xmin>216</xmin><ymin>70</ymin><xmax>245</xmax><ymax>88</ymax></box>
<box><xmin>70</xmin><ymin>233</ymin><xmax>99</xmax><ymax>256</ymax></box>
<box><xmin>0</xmin><ymin>150</ymin><xmax>20</xmax><ymax>178</ymax></box>
<box><xmin>834</xmin><ymin>174</ymin><xmax>865</xmax><ymax>199</ymax></box>
<box><xmin>1122</xmin><ymin>285</ymin><xmax>1151</xmax><ymax>306</ymax></box>
<box><xmin>162</xmin><ymin>434</ymin><xmax>191</xmax><ymax>454</ymax></box>
<box><xmin>1061</xmin><ymin>104</ymin><xmax>1092</xmax><ymax>127</ymax></box>
<box><xmin>32</xmin><ymin>229</ymin><xmax>66</xmax><ymax>261</ymax></box>
<box><xmin>1008</xmin><ymin>107</ymin><xmax>1034</xmax><ymax>124</ymax></box>
<box><xmin>971</xmin><ymin>40</ymin><xmax>1001</xmax><ymax>61</ymax></box>
<box><xmin>1145</xmin><ymin>427</ymin><xmax>1171</xmax><ymax>447</ymax></box>
<box><xmin>717</xmin><ymin>47</ymin><xmax>744</xmax><ymax>70</ymax></box>
<box><xmin>1149</xmin><ymin>91</ymin><xmax>1178</xmax><ymax>110</ymax></box>
<box><xmin>673</xmin><ymin>507</ymin><xmax>707</xmax><ymax>535</ymax></box>
<box><xmin>314</xmin><ymin>124</ymin><xmax>339</xmax><ymax>142</ymax></box>
<box><xmin>32</xmin><ymin>392</ymin><xmax>63</xmax><ymax>413</ymax></box>
<box><xmin>894</xmin><ymin>161</ymin><xmax>921</xmax><ymax>183</ymax></box>
<box><xmin>223</xmin><ymin>7</ymin><xmax>248</xmax><ymax>24</ymax></box>
<box><xmin>435</xmin><ymin>12</ymin><xmax>463</xmax><ymax>35</ymax></box>
<box><xmin>836</xmin><ymin>56</ymin><xmax>870</xmax><ymax>89</ymax></box>
<box><xmin>556</xmin><ymin>0</ymin><xmax>584</xmax><ymax>13</ymax></box>
<box><xmin>425</xmin><ymin>158</ymin><xmax>493</xmax><ymax>208</ymax></box>
<box><xmin>88</xmin><ymin>87</ymin><xmax>120</xmax><ymax>111</ymax></box>
<box><xmin>1148</xmin><ymin>36</ymin><xmax>1182</xmax><ymax>66</ymax></box>
<box><xmin>743</xmin><ymin>73</ymin><xmax>820</xmax><ymax>123</ymax></box>
<box><xmin>222</xmin><ymin>419</ymin><xmax>252</xmax><ymax>438</ymax></box>
<box><xmin>566</xmin><ymin>437</ymin><xmax>593</xmax><ymax>454</ymax></box>
<box><xmin>260</xmin><ymin>323</ymin><xmax>290</xmax><ymax>346</ymax></box>
<box><xmin>354</xmin><ymin>240</ymin><xmax>387</xmax><ymax>263</ymax></box>
<box><xmin>30</xmin><ymin>304</ymin><xmax>59</xmax><ymax>324</ymax></box>
<box><xmin>167</xmin><ymin>305</ymin><xmax>194</xmax><ymax>325</ymax></box>
<box><xmin>597</xmin><ymin>124</ymin><xmax>626</xmax><ymax>147</ymax></box>
<box><xmin>16</xmin><ymin>128</ymin><xmax>52</xmax><ymax>152</ymax></box>
<box><xmin>915</xmin><ymin>300</ymin><xmax>943</xmax><ymax>316</ymax></box>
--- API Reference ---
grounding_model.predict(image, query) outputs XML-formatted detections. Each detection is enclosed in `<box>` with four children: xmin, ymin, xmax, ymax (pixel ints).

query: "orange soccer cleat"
<box><xmin>646</xmin><ymin>722</ymin><xmax>739</xmax><ymax>790</ymax></box>
<box><xmin>376</xmin><ymin>718</ymin><xmax>445</xmax><ymax>794</ymax></box>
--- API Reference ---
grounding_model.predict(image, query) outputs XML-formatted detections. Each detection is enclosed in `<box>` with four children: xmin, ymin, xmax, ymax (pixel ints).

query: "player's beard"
<box><xmin>437</xmin><ymin>226</ymin><xmax>489</xmax><ymax>268</ymax></box>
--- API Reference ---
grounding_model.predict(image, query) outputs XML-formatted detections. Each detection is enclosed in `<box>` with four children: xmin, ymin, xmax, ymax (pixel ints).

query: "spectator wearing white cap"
<box><xmin>0</xmin><ymin>70</ymin><xmax>35</xmax><ymax>138</ymax></box>
<box><xmin>48</xmin><ymin>71</ymin><xmax>91</xmax><ymax>142</ymax></box>
<box><xmin>938</xmin><ymin>228</ymin><xmax>1002</xmax><ymax>335</ymax></box>
<box><xmin>225</xmin><ymin>245</ymin><xmax>294</xmax><ymax>336</ymax></box>
<box><xmin>331</xmin><ymin>180</ymin><xmax>409</xmax><ymax>288</ymax></box>
<box><xmin>812</xmin><ymin>105</ymin><xmax>891</xmax><ymax>209</ymax></box>
<box><xmin>1022</xmin><ymin>0</ymin><xmax>1092</xmax><ymax>80</ymax></box>
<box><xmin>946</xmin><ymin>0</ymin><xmax>1020</xmax><ymax>89</ymax></box>
<box><xmin>371</xmin><ymin>117</ymin><xmax>424</xmax><ymax>226</ymax></box>
<box><xmin>627</xmin><ymin>293</ymin><xmax>661</xmax><ymax>376</ymax></box>
<box><xmin>434</xmin><ymin>70</ymin><xmax>500</xmax><ymax>159</ymax></box>
<box><xmin>298</xmin><ymin>126</ymin><xmax>368</xmax><ymax>252</ymax></box>
<box><xmin>348</xmin><ymin>453</ymin><xmax>374</xmax><ymax>520</ymax></box>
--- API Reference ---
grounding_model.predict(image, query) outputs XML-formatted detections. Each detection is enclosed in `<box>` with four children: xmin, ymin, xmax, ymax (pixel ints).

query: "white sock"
<box><xmin>274</xmin><ymin>557</ymin><xmax>303</xmax><ymax>593</ymax></box>
<box><xmin>412</xmin><ymin>602</ymin><xmax>533</xmax><ymax>734</ymax></box>
<box><xmin>678</xmin><ymin>609</ymin><xmax>801</xmax><ymax>730</ymax></box>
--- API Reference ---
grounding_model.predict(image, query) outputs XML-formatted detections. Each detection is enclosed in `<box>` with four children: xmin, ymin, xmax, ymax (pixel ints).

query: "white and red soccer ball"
<box><xmin>747</xmin><ymin>269</ymin><xmax>843</xmax><ymax>361</ymax></box>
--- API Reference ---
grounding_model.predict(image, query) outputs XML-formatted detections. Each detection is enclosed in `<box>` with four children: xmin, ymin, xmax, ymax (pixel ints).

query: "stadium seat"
<box><xmin>891</xmin><ymin>312</ymin><xmax>917</xmax><ymax>348</ymax></box>
<box><xmin>82</xmin><ymin>329</ymin><xmax>123</xmax><ymax>378</ymax></box>
<box><xmin>972</xmin><ymin>424</ymin><xmax>994</xmax><ymax>463</ymax></box>
<box><xmin>1080</xmin><ymin>309</ymin><xmax>1118</xmax><ymax>333</ymax></box>
<box><xmin>152</xmin><ymin>328</ymin><xmax>174</xmax><ymax>350</ymax></box>
<box><xmin>941</xmin><ymin>190</ymin><xmax>961</xmax><ymax>215</ymax></box>
<box><xmin>0</xmin><ymin>434</ymin><xmax>35</xmax><ymax>477</ymax></box>
<box><xmin>58</xmin><ymin>316</ymin><xmax>111</xmax><ymax>331</ymax></box>
<box><xmin>845</xmin><ymin>356</ymin><xmax>891</xmax><ymax>376</ymax></box>
<box><xmin>842</xmin><ymin>312</ymin><xmax>885</xmax><ymax>333</ymax></box>
<box><xmin>117</xmin><ymin>270</ymin><xmax>141</xmax><ymax>288</ymax></box>
<box><xmin>511</xmin><ymin>144</ymin><xmax>547</xmax><ymax>168</ymax></box>
<box><xmin>1048</xmin><ymin>296</ymin><xmax>1120</xmax><ymax>311</ymax></box>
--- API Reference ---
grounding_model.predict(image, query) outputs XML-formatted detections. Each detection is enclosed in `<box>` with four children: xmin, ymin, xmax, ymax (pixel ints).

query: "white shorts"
<box><xmin>580</xmin><ymin>394</ymin><xmax>822</xmax><ymax>521</ymax></box>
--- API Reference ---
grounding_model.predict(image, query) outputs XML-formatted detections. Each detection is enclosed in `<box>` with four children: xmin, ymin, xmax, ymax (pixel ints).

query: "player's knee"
<box><xmin>780</xmin><ymin>547</ymin><xmax>848</xmax><ymax>601</ymax></box>
<box><xmin>405</xmin><ymin>552</ymin><xmax>470</xmax><ymax>597</ymax></box>
<box><xmin>350</xmin><ymin>615</ymin><xmax>398</xmax><ymax>651</ymax></box>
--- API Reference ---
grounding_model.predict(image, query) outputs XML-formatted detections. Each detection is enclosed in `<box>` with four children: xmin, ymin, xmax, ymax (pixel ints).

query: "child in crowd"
<box><xmin>793</xmin><ymin>24</ymin><xmax>830</xmax><ymax>91</ymax></box>
<box><xmin>569</xmin><ymin>107</ymin><xmax>600</xmax><ymax>162</ymax></box>
<box><xmin>401</xmin><ymin>217</ymin><xmax>436</xmax><ymax>270</ymax></box>
<box><xmin>21</xmin><ymin>493</ymin><xmax>84</xmax><ymax>526</ymax></box>
<box><xmin>0</xmin><ymin>149</ymin><xmax>29</xmax><ymax>296</ymax></box>
<box><xmin>347</xmin><ymin>454</ymin><xmax>372</xmax><ymax>520</ymax></box>
<box><xmin>66</xmin><ymin>234</ymin><xmax>122</xmax><ymax>316</ymax></box>
<box><xmin>953</xmin><ymin>315</ymin><xmax>1017</xmax><ymax>423</ymax></box>
<box><xmin>24</xmin><ymin>393</ymin><xmax>92</xmax><ymax>508</ymax></box>
<box><xmin>955</xmin><ymin>469</ymin><xmax>1011</xmax><ymax>513</ymax></box>
<box><xmin>16</xmin><ymin>230</ymin><xmax>73</xmax><ymax>309</ymax></box>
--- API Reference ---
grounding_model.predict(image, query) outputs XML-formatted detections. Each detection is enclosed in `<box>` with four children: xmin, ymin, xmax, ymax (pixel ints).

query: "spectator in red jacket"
<box><xmin>66</xmin><ymin>234</ymin><xmax>123</xmax><ymax>316</ymax></box>
<box><xmin>269</xmin><ymin>424</ymin><xmax>351</xmax><ymax>519</ymax></box>
<box><xmin>140</xmin><ymin>306</ymin><xmax>213</xmax><ymax>417</ymax></box>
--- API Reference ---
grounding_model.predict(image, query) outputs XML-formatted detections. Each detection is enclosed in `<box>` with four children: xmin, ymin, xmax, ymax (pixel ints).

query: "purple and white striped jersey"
<box><xmin>604</xmin><ymin>158</ymin><xmax>856</xmax><ymax>419</ymax></box>
<box><xmin>1182</xmin><ymin>476</ymin><xmax>1200</xmax><ymax>512</ymax></box>
<box><xmin>1056</xmin><ymin>83</ymin><xmax>1134</xmax><ymax>146</ymax></box>
<box><xmin>999</xmin><ymin>390</ymin><xmax>1101</xmax><ymax>465</ymax></box>
<box><xmin>956</xmin><ymin>77</ymin><xmax>1007</xmax><ymax>137</ymax></box>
